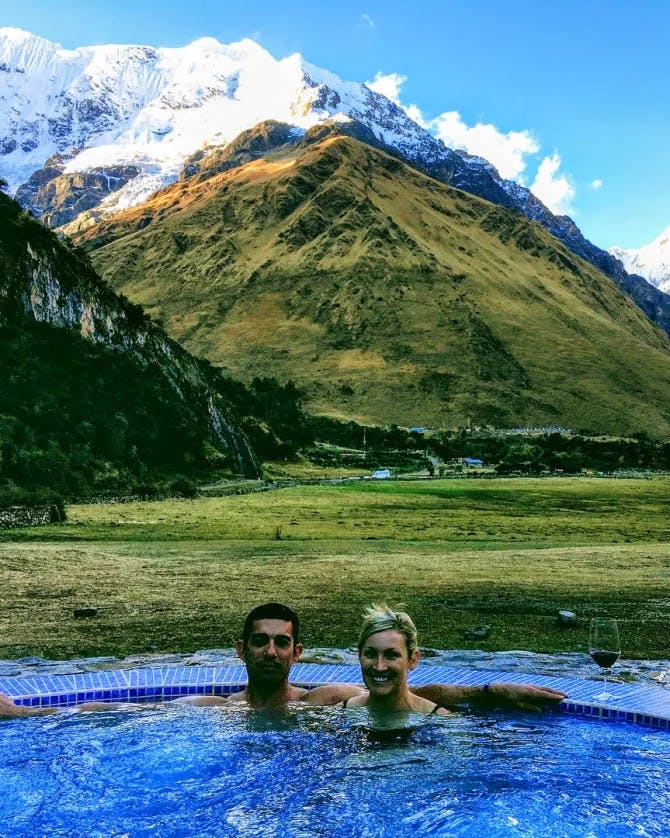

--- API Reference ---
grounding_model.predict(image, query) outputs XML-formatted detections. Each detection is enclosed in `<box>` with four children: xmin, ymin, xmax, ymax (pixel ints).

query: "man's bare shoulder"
<box><xmin>304</xmin><ymin>683</ymin><xmax>366</xmax><ymax>706</ymax></box>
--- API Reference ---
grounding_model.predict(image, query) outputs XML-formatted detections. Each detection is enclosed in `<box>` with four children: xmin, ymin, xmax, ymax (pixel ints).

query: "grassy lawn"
<box><xmin>1</xmin><ymin>477</ymin><xmax>669</xmax><ymax>660</ymax></box>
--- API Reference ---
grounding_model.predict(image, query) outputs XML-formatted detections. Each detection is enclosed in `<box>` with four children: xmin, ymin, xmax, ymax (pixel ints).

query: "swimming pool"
<box><xmin>2</xmin><ymin>659</ymin><xmax>669</xmax><ymax>728</ymax></box>
<box><xmin>1</xmin><ymin>703</ymin><xmax>669</xmax><ymax>837</ymax></box>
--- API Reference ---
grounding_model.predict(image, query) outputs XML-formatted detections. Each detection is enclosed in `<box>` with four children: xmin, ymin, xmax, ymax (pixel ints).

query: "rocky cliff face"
<box><xmin>15</xmin><ymin>154</ymin><xmax>141</xmax><ymax>228</ymax></box>
<box><xmin>0</xmin><ymin>192</ymin><xmax>259</xmax><ymax>478</ymax></box>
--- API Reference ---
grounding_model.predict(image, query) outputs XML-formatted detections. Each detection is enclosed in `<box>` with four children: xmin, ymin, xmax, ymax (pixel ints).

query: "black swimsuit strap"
<box><xmin>343</xmin><ymin>698</ymin><xmax>442</xmax><ymax>713</ymax></box>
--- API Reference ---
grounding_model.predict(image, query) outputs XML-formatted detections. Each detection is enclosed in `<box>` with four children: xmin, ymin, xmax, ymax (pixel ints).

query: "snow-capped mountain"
<box><xmin>2</xmin><ymin>26</ymin><xmax>670</xmax><ymax>337</ymax></box>
<box><xmin>0</xmin><ymin>27</ymin><xmax>445</xmax><ymax>224</ymax></box>
<box><xmin>610</xmin><ymin>229</ymin><xmax>670</xmax><ymax>294</ymax></box>
<box><xmin>0</xmin><ymin>26</ymin><xmax>600</xmax><ymax>236</ymax></box>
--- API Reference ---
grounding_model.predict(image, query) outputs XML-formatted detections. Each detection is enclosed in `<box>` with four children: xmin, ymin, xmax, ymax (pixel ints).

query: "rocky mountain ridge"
<box><xmin>2</xmin><ymin>27</ymin><xmax>670</xmax><ymax>336</ymax></box>
<box><xmin>166</xmin><ymin>117</ymin><xmax>670</xmax><ymax>340</ymax></box>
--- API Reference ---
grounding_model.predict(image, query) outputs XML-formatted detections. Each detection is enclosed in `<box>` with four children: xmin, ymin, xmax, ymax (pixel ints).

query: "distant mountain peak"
<box><xmin>610</xmin><ymin>227</ymin><xmax>670</xmax><ymax>293</ymax></box>
<box><xmin>0</xmin><ymin>26</ymin><xmax>36</xmax><ymax>41</ymax></box>
<box><xmin>0</xmin><ymin>29</ymin><xmax>452</xmax><ymax>205</ymax></box>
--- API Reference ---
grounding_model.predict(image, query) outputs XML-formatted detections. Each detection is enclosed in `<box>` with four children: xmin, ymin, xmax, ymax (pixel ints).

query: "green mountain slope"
<box><xmin>81</xmin><ymin>135</ymin><xmax>670</xmax><ymax>436</ymax></box>
<box><xmin>0</xmin><ymin>191</ymin><xmax>261</xmax><ymax>497</ymax></box>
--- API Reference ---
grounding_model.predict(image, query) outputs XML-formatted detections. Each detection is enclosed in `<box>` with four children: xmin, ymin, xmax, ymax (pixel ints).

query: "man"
<box><xmin>0</xmin><ymin>602</ymin><xmax>565</xmax><ymax>716</ymax></box>
<box><xmin>217</xmin><ymin>601</ymin><xmax>309</xmax><ymax>708</ymax></box>
<box><xmin>0</xmin><ymin>603</ymin><xmax>307</xmax><ymax>717</ymax></box>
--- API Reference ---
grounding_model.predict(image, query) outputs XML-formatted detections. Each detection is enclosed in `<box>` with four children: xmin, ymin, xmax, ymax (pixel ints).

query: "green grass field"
<box><xmin>1</xmin><ymin>477</ymin><xmax>669</xmax><ymax>660</ymax></box>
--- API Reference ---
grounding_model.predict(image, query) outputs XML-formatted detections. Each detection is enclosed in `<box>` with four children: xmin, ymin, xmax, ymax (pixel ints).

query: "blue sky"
<box><xmin>3</xmin><ymin>0</ymin><xmax>669</xmax><ymax>249</ymax></box>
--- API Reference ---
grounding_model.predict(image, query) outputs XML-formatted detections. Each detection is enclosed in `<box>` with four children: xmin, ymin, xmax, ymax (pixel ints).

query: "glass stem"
<box><xmin>603</xmin><ymin>671</ymin><xmax>607</xmax><ymax>693</ymax></box>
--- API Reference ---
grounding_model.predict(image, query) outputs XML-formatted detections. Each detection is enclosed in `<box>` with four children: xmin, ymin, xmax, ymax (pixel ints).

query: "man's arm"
<box><xmin>304</xmin><ymin>683</ymin><xmax>366</xmax><ymax>706</ymax></box>
<box><xmin>0</xmin><ymin>692</ymin><xmax>131</xmax><ymax>716</ymax></box>
<box><xmin>412</xmin><ymin>682</ymin><xmax>567</xmax><ymax>710</ymax></box>
<box><xmin>0</xmin><ymin>693</ymin><xmax>56</xmax><ymax>718</ymax></box>
<box><xmin>0</xmin><ymin>693</ymin><xmax>29</xmax><ymax>717</ymax></box>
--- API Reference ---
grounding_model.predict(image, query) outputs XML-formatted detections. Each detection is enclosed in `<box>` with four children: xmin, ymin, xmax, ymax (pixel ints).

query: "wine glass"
<box><xmin>588</xmin><ymin>618</ymin><xmax>621</xmax><ymax>701</ymax></box>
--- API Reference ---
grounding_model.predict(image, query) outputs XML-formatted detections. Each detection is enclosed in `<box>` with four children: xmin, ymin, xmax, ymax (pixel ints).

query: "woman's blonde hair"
<box><xmin>357</xmin><ymin>603</ymin><xmax>418</xmax><ymax>658</ymax></box>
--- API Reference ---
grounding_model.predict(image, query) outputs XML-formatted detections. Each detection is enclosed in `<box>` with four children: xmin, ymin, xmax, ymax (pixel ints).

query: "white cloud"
<box><xmin>404</xmin><ymin>103</ymin><xmax>427</xmax><ymax>127</ymax></box>
<box><xmin>426</xmin><ymin>111</ymin><xmax>539</xmax><ymax>181</ymax></box>
<box><xmin>366</xmin><ymin>71</ymin><xmax>407</xmax><ymax>105</ymax></box>
<box><xmin>591</xmin><ymin>179</ymin><xmax>603</xmax><ymax>190</ymax></box>
<box><xmin>367</xmin><ymin>68</ymin><xmax>581</xmax><ymax>214</ymax></box>
<box><xmin>367</xmin><ymin>72</ymin><xmax>537</xmax><ymax>182</ymax></box>
<box><xmin>361</xmin><ymin>14</ymin><xmax>375</xmax><ymax>28</ymax></box>
<box><xmin>530</xmin><ymin>154</ymin><xmax>575</xmax><ymax>215</ymax></box>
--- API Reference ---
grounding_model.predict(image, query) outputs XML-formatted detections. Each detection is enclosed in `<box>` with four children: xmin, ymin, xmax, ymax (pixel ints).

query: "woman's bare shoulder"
<box><xmin>412</xmin><ymin>695</ymin><xmax>453</xmax><ymax>716</ymax></box>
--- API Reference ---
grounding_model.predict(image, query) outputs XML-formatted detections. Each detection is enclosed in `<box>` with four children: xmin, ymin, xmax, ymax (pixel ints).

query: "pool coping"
<box><xmin>1</xmin><ymin>663</ymin><xmax>668</xmax><ymax>729</ymax></box>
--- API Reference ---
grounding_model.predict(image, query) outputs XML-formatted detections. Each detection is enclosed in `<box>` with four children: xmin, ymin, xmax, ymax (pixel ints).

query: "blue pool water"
<box><xmin>1</xmin><ymin>704</ymin><xmax>669</xmax><ymax>837</ymax></box>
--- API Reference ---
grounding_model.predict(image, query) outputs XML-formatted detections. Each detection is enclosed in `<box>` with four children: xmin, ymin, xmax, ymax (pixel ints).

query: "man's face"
<box><xmin>236</xmin><ymin>618</ymin><xmax>303</xmax><ymax>687</ymax></box>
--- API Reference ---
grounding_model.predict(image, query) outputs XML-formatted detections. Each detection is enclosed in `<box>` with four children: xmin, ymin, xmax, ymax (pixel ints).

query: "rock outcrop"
<box><xmin>15</xmin><ymin>154</ymin><xmax>140</xmax><ymax>228</ymax></box>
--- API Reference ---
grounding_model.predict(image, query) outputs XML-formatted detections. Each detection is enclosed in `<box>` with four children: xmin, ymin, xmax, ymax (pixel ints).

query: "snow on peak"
<box><xmin>610</xmin><ymin>226</ymin><xmax>670</xmax><ymax>293</ymax></box>
<box><xmin>0</xmin><ymin>26</ymin><xmax>38</xmax><ymax>42</ymax></box>
<box><xmin>0</xmin><ymin>26</ymin><xmax>52</xmax><ymax>48</ymax></box>
<box><xmin>0</xmin><ymin>29</ymin><xmax>443</xmax><ymax>220</ymax></box>
<box><xmin>0</xmin><ymin>27</ymin><xmax>65</xmax><ymax>69</ymax></box>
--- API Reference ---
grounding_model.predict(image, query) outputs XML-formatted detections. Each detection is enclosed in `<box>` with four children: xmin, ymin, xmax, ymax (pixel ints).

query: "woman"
<box><xmin>342</xmin><ymin>603</ymin><xmax>451</xmax><ymax>717</ymax></box>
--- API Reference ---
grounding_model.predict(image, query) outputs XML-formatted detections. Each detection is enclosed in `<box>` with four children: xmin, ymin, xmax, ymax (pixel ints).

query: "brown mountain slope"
<box><xmin>79</xmin><ymin>135</ymin><xmax>670</xmax><ymax>435</ymax></box>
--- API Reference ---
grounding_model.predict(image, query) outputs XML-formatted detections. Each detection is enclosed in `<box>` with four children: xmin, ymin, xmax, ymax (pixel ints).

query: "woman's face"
<box><xmin>359</xmin><ymin>628</ymin><xmax>420</xmax><ymax>696</ymax></box>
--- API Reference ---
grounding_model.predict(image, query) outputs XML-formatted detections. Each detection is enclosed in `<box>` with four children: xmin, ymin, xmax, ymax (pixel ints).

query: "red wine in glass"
<box><xmin>590</xmin><ymin>650</ymin><xmax>620</xmax><ymax>669</ymax></box>
<box><xmin>589</xmin><ymin>618</ymin><xmax>621</xmax><ymax>701</ymax></box>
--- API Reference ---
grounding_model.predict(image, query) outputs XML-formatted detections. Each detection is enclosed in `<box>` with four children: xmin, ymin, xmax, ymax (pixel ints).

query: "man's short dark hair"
<box><xmin>242</xmin><ymin>603</ymin><xmax>300</xmax><ymax>647</ymax></box>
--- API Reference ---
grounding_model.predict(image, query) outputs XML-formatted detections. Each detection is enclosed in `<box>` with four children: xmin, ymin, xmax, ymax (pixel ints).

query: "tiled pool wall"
<box><xmin>1</xmin><ymin>663</ymin><xmax>668</xmax><ymax>729</ymax></box>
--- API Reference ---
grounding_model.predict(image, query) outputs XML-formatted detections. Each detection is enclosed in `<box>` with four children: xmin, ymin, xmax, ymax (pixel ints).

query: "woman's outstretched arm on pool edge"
<box><xmin>412</xmin><ymin>683</ymin><xmax>567</xmax><ymax>711</ymax></box>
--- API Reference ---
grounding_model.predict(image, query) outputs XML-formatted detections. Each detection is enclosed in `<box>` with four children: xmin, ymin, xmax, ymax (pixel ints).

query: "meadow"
<box><xmin>1</xmin><ymin>476</ymin><xmax>668</xmax><ymax>660</ymax></box>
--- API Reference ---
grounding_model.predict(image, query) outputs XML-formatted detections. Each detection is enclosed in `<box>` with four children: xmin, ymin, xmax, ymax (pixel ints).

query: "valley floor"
<box><xmin>1</xmin><ymin>477</ymin><xmax>668</xmax><ymax>659</ymax></box>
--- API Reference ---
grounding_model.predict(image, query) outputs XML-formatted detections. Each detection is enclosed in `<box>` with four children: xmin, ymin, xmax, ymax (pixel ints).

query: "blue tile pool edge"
<box><xmin>1</xmin><ymin>663</ymin><xmax>668</xmax><ymax>730</ymax></box>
